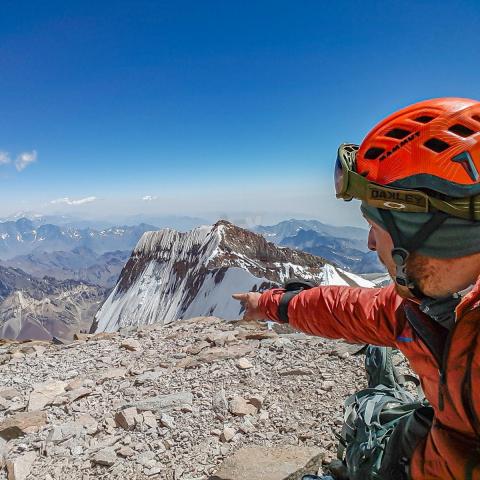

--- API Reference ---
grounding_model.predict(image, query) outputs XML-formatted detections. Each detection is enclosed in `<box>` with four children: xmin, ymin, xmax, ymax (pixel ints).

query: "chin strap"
<box><xmin>377</xmin><ymin>210</ymin><xmax>449</xmax><ymax>299</ymax></box>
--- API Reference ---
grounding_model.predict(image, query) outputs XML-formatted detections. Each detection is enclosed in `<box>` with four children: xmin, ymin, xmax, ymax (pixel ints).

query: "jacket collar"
<box><xmin>456</xmin><ymin>275</ymin><xmax>480</xmax><ymax>318</ymax></box>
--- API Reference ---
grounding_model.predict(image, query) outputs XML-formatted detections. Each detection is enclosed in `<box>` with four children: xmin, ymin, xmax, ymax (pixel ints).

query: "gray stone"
<box><xmin>134</xmin><ymin>371</ymin><xmax>163</xmax><ymax>385</ymax></box>
<box><xmin>136</xmin><ymin>450</ymin><xmax>155</xmax><ymax>467</ymax></box>
<box><xmin>128</xmin><ymin>391</ymin><xmax>193</xmax><ymax>412</ymax></box>
<box><xmin>96</xmin><ymin>368</ymin><xmax>127</xmax><ymax>384</ymax></box>
<box><xmin>176</xmin><ymin>344</ymin><xmax>253</xmax><ymax>369</ymax></box>
<box><xmin>65</xmin><ymin>387</ymin><xmax>92</xmax><ymax>403</ymax></box>
<box><xmin>117</xmin><ymin>446</ymin><xmax>135</xmax><ymax>457</ymax></box>
<box><xmin>92</xmin><ymin>448</ymin><xmax>117</xmax><ymax>467</ymax></box>
<box><xmin>278</xmin><ymin>368</ymin><xmax>313</xmax><ymax>376</ymax></box>
<box><xmin>0</xmin><ymin>388</ymin><xmax>21</xmax><ymax>400</ymax></box>
<box><xmin>236</xmin><ymin>358</ymin><xmax>253</xmax><ymax>370</ymax></box>
<box><xmin>27</xmin><ymin>380</ymin><xmax>68</xmax><ymax>411</ymax></box>
<box><xmin>6</xmin><ymin>451</ymin><xmax>37</xmax><ymax>480</ymax></box>
<box><xmin>212</xmin><ymin>389</ymin><xmax>228</xmax><ymax>415</ymax></box>
<box><xmin>121</xmin><ymin>338</ymin><xmax>142</xmax><ymax>352</ymax></box>
<box><xmin>74</xmin><ymin>414</ymin><xmax>98</xmax><ymax>435</ymax></box>
<box><xmin>46</xmin><ymin>422</ymin><xmax>83</xmax><ymax>444</ymax></box>
<box><xmin>142</xmin><ymin>411</ymin><xmax>158</xmax><ymax>429</ymax></box>
<box><xmin>229</xmin><ymin>396</ymin><xmax>258</xmax><ymax>416</ymax></box>
<box><xmin>322</xmin><ymin>381</ymin><xmax>335</xmax><ymax>391</ymax></box>
<box><xmin>211</xmin><ymin>446</ymin><xmax>323</xmax><ymax>480</ymax></box>
<box><xmin>159</xmin><ymin>413</ymin><xmax>175</xmax><ymax>429</ymax></box>
<box><xmin>220</xmin><ymin>427</ymin><xmax>236</xmax><ymax>443</ymax></box>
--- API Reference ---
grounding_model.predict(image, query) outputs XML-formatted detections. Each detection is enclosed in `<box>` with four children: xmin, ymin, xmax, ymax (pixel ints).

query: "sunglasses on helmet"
<box><xmin>334</xmin><ymin>143</ymin><xmax>480</xmax><ymax>220</ymax></box>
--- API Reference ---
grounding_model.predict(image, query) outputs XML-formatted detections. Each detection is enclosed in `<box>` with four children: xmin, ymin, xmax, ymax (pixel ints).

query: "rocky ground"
<box><xmin>0</xmin><ymin>316</ymin><xmax>413</xmax><ymax>480</ymax></box>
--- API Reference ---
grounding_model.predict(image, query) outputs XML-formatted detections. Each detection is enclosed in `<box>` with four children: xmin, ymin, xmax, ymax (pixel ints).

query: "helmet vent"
<box><xmin>472</xmin><ymin>115</ymin><xmax>480</xmax><ymax>124</ymax></box>
<box><xmin>364</xmin><ymin>147</ymin><xmax>385</xmax><ymax>160</ymax></box>
<box><xmin>448</xmin><ymin>124</ymin><xmax>475</xmax><ymax>138</ymax></box>
<box><xmin>424</xmin><ymin>138</ymin><xmax>450</xmax><ymax>153</ymax></box>
<box><xmin>414</xmin><ymin>115</ymin><xmax>435</xmax><ymax>124</ymax></box>
<box><xmin>385</xmin><ymin>128</ymin><xmax>411</xmax><ymax>140</ymax></box>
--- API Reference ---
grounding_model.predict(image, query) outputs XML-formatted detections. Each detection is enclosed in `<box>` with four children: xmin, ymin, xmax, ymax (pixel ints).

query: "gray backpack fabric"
<box><xmin>338</xmin><ymin>385</ymin><xmax>423</xmax><ymax>480</ymax></box>
<box><xmin>336</xmin><ymin>346</ymin><xmax>429</xmax><ymax>480</ymax></box>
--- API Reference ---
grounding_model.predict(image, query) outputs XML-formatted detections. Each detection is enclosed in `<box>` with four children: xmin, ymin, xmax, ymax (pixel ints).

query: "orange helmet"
<box><xmin>356</xmin><ymin>97</ymin><xmax>480</xmax><ymax>198</ymax></box>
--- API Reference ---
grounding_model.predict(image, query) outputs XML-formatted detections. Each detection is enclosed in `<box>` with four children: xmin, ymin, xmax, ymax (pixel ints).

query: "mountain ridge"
<box><xmin>93</xmin><ymin>220</ymin><xmax>373</xmax><ymax>333</ymax></box>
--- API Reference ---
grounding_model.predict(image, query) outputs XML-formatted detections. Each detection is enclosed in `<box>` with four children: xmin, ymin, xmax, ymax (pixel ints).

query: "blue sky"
<box><xmin>1</xmin><ymin>0</ymin><xmax>480</xmax><ymax>225</ymax></box>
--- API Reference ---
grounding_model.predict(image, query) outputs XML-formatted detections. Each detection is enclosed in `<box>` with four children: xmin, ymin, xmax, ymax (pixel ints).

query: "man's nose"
<box><xmin>367</xmin><ymin>228</ymin><xmax>376</xmax><ymax>251</ymax></box>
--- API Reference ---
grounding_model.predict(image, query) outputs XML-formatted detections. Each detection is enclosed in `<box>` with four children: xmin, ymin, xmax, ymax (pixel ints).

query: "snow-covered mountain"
<box><xmin>93</xmin><ymin>220</ymin><xmax>373</xmax><ymax>333</ymax></box>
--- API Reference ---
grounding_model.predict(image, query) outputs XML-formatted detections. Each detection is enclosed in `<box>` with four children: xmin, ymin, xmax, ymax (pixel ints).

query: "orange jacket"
<box><xmin>258</xmin><ymin>281</ymin><xmax>480</xmax><ymax>480</ymax></box>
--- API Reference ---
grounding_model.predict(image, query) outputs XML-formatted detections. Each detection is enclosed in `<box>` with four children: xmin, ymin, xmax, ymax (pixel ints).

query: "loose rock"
<box><xmin>236</xmin><ymin>358</ymin><xmax>253</xmax><ymax>370</ymax></box>
<box><xmin>0</xmin><ymin>411</ymin><xmax>48</xmax><ymax>440</ymax></box>
<box><xmin>120</xmin><ymin>338</ymin><xmax>142</xmax><ymax>352</ymax></box>
<box><xmin>91</xmin><ymin>448</ymin><xmax>117</xmax><ymax>467</ymax></box>
<box><xmin>212</xmin><ymin>446</ymin><xmax>323</xmax><ymax>480</ymax></box>
<box><xmin>229</xmin><ymin>396</ymin><xmax>258</xmax><ymax>416</ymax></box>
<box><xmin>28</xmin><ymin>381</ymin><xmax>67</xmax><ymax>411</ymax></box>
<box><xmin>6</xmin><ymin>451</ymin><xmax>37</xmax><ymax>480</ymax></box>
<box><xmin>115</xmin><ymin>407</ymin><xmax>138</xmax><ymax>431</ymax></box>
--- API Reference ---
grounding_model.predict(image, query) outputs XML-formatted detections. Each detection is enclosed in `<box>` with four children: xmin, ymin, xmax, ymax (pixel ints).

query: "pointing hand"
<box><xmin>232</xmin><ymin>292</ymin><xmax>263</xmax><ymax>321</ymax></box>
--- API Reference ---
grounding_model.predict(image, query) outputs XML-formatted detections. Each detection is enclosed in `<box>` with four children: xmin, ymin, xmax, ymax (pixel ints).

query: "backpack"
<box><xmin>336</xmin><ymin>344</ymin><xmax>429</xmax><ymax>480</ymax></box>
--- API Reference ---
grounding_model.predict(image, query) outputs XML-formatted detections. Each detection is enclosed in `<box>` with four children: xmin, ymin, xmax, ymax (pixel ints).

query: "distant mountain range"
<box><xmin>0</xmin><ymin>265</ymin><xmax>106</xmax><ymax>341</ymax></box>
<box><xmin>252</xmin><ymin>219</ymin><xmax>384</xmax><ymax>274</ymax></box>
<box><xmin>253</xmin><ymin>219</ymin><xmax>368</xmax><ymax>245</ymax></box>
<box><xmin>0</xmin><ymin>218</ymin><xmax>158</xmax><ymax>259</ymax></box>
<box><xmin>0</xmin><ymin>212</ymin><xmax>208</xmax><ymax>231</ymax></box>
<box><xmin>1</xmin><ymin>247</ymin><xmax>130</xmax><ymax>288</ymax></box>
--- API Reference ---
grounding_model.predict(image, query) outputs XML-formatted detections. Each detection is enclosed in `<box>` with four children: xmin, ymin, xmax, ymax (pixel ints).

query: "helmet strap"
<box><xmin>377</xmin><ymin>209</ymin><xmax>449</xmax><ymax>299</ymax></box>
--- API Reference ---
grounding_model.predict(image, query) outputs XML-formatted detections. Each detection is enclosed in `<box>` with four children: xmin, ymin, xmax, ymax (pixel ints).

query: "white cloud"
<box><xmin>142</xmin><ymin>195</ymin><xmax>158</xmax><ymax>201</ymax></box>
<box><xmin>0</xmin><ymin>151</ymin><xmax>11</xmax><ymax>165</ymax></box>
<box><xmin>15</xmin><ymin>150</ymin><xmax>37</xmax><ymax>171</ymax></box>
<box><xmin>51</xmin><ymin>196</ymin><xmax>97</xmax><ymax>206</ymax></box>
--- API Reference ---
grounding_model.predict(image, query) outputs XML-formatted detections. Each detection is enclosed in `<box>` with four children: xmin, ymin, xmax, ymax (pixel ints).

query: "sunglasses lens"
<box><xmin>334</xmin><ymin>155</ymin><xmax>345</xmax><ymax>195</ymax></box>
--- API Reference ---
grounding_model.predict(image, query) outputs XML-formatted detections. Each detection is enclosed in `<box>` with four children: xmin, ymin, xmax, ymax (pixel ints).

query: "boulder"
<box><xmin>28</xmin><ymin>381</ymin><xmax>68</xmax><ymax>411</ymax></box>
<box><xmin>210</xmin><ymin>446</ymin><xmax>323</xmax><ymax>480</ymax></box>
<box><xmin>0</xmin><ymin>411</ymin><xmax>48</xmax><ymax>440</ymax></box>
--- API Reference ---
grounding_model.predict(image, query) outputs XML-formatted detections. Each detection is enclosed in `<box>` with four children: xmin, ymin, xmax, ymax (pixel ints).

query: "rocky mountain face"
<box><xmin>0</xmin><ymin>266</ymin><xmax>107</xmax><ymax>341</ymax></box>
<box><xmin>0</xmin><ymin>219</ymin><xmax>157</xmax><ymax>259</ymax></box>
<box><xmin>0</xmin><ymin>315</ymin><xmax>418</xmax><ymax>479</ymax></box>
<box><xmin>253</xmin><ymin>220</ymin><xmax>385</xmax><ymax>274</ymax></box>
<box><xmin>2</xmin><ymin>248</ymin><xmax>130</xmax><ymax>288</ymax></box>
<box><xmin>93</xmin><ymin>221</ymin><xmax>373</xmax><ymax>333</ymax></box>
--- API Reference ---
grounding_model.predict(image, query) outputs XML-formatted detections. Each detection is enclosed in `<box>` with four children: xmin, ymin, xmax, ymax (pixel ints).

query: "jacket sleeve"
<box><xmin>258</xmin><ymin>284</ymin><xmax>403</xmax><ymax>347</ymax></box>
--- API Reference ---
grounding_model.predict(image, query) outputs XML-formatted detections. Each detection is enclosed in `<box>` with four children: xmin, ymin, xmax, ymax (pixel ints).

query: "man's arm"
<box><xmin>258</xmin><ymin>284</ymin><xmax>403</xmax><ymax>347</ymax></box>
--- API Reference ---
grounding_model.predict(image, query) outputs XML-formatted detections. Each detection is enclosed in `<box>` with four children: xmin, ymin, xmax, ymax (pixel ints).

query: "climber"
<box><xmin>233</xmin><ymin>98</ymin><xmax>480</xmax><ymax>480</ymax></box>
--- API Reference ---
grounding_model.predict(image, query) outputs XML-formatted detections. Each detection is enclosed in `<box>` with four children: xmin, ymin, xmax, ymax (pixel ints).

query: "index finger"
<box><xmin>232</xmin><ymin>293</ymin><xmax>248</xmax><ymax>301</ymax></box>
